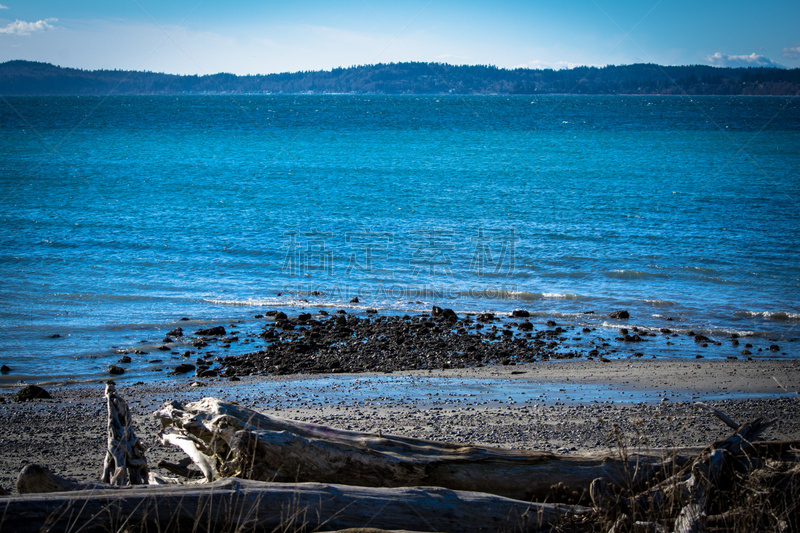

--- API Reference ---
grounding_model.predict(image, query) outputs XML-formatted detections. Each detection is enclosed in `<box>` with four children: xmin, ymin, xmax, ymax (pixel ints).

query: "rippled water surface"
<box><xmin>1</xmin><ymin>95</ymin><xmax>799</xmax><ymax>383</ymax></box>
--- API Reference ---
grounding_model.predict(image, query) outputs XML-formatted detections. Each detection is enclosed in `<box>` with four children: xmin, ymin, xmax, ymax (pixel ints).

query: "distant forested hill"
<box><xmin>1</xmin><ymin>60</ymin><xmax>798</xmax><ymax>95</ymax></box>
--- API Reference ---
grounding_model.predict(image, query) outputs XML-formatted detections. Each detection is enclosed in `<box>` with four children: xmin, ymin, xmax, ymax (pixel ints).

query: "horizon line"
<box><xmin>1</xmin><ymin>59</ymin><xmax>793</xmax><ymax>78</ymax></box>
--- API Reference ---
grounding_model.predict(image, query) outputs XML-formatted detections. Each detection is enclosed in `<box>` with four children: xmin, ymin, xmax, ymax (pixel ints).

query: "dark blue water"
<box><xmin>1</xmin><ymin>95</ymin><xmax>799</xmax><ymax>385</ymax></box>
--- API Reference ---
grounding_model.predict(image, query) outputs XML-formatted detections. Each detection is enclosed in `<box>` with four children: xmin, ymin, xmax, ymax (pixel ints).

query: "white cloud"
<box><xmin>514</xmin><ymin>59</ymin><xmax>580</xmax><ymax>71</ymax></box>
<box><xmin>705</xmin><ymin>52</ymin><xmax>783</xmax><ymax>68</ymax></box>
<box><xmin>0</xmin><ymin>18</ymin><xmax>57</xmax><ymax>36</ymax></box>
<box><xmin>0</xmin><ymin>4</ymin><xmax>9</xmax><ymax>9</ymax></box>
<box><xmin>782</xmin><ymin>45</ymin><xmax>800</xmax><ymax>60</ymax></box>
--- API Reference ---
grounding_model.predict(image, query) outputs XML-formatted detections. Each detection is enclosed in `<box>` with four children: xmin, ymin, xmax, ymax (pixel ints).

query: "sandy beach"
<box><xmin>1</xmin><ymin>358</ymin><xmax>798</xmax><ymax>495</ymax></box>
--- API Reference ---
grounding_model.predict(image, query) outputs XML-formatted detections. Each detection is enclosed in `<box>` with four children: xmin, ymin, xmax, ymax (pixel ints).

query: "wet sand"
<box><xmin>1</xmin><ymin>358</ymin><xmax>799</xmax><ymax>494</ymax></box>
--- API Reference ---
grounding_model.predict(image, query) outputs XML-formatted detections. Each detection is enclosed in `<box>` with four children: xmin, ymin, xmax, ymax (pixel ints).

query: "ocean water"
<box><xmin>1</xmin><ymin>94</ymin><xmax>799</xmax><ymax>385</ymax></box>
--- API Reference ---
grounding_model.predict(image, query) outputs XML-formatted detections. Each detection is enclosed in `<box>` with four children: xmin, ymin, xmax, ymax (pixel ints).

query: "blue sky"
<box><xmin>1</xmin><ymin>0</ymin><xmax>798</xmax><ymax>74</ymax></box>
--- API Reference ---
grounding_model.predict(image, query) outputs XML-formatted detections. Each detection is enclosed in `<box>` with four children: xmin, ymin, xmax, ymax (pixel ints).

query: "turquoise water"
<box><xmin>1</xmin><ymin>95</ymin><xmax>799</xmax><ymax>384</ymax></box>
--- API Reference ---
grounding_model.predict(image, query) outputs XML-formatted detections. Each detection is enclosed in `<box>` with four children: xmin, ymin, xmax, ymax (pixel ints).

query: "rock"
<box><xmin>13</xmin><ymin>385</ymin><xmax>52</xmax><ymax>402</ymax></box>
<box><xmin>319</xmin><ymin>310</ymin><xmax>329</xmax><ymax>316</ymax></box>
<box><xmin>48</xmin><ymin>333</ymin><xmax>61</xmax><ymax>338</ymax></box>
<box><xmin>608</xmin><ymin>310</ymin><xmax>630</xmax><ymax>319</ymax></box>
<box><xmin>166</xmin><ymin>327</ymin><xmax>183</xmax><ymax>337</ymax></box>
<box><xmin>173</xmin><ymin>363</ymin><xmax>196</xmax><ymax>374</ymax></box>
<box><xmin>298</xmin><ymin>313</ymin><xmax>312</xmax><ymax>321</ymax></box>
<box><xmin>180</xmin><ymin>317</ymin><xmax>190</xmax><ymax>321</ymax></box>
<box><xmin>0</xmin><ymin>364</ymin><xmax>10</xmax><ymax>374</ymax></box>
<box><xmin>118</xmin><ymin>356</ymin><xmax>132</xmax><ymax>364</ymax></box>
<box><xmin>619</xmin><ymin>328</ymin><xmax>629</xmax><ymax>336</ymax></box>
<box><xmin>510</xmin><ymin>309</ymin><xmax>530</xmax><ymax>318</ymax></box>
<box><xmin>265</xmin><ymin>310</ymin><xmax>278</xmax><ymax>317</ymax></box>
<box><xmin>274</xmin><ymin>312</ymin><xmax>288</xmax><ymax>320</ymax></box>
<box><xmin>694</xmin><ymin>335</ymin><xmax>711</xmax><ymax>343</ymax></box>
<box><xmin>431</xmin><ymin>306</ymin><xmax>444</xmax><ymax>317</ymax></box>
<box><xmin>350</xmin><ymin>297</ymin><xmax>359</xmax><ymax>303</ymax></box>
<box><xmin>195</xmin><ymin>326</ymin><xmax>226</xmax><ymax>336</ymax></box>
<box><xmin>770</xmin><ymin>344</ymin><xmax>780</xmax><ymax>352</ymax></box>
<box><xmin>517</xmin><ymin>321</ymin><xmax>533</xmax><ymax>331</ymax></box>
<box><xmin>546</xmin><ymin>320</ymin><xmax>557</xmax><ymax>327</ymax></box>
<box><xmin>108</xmin><ymin>365</ymin><xmax>125</xmax><ymax>375</ymax></box>
<box><xmin>253</xmin><ymin>314</ymin><xmax>264</xmax><ymax>319</ymax></box>
<box><xmin>476</xmin><ymin>313</ymin><xmax>494</xmax><ymax>323</ymax></box>
<box><xmin>366</xmin><ymin>309</ymin><xmax>378</xmax><ymax>314</ymax></box>
<box><xmin>440</xmin><ymin>308</ymin><xmax>458</xmax><ymax>321</ymax></box>
<box><xmin>660</xmin><ymin>328</ymin><xmax>672</xmax><ymax>334</ymax></box>
<box><xmin>0</xmin><ymin>486</ymin><xmax>8</xmax><ymax>496</ymax></box>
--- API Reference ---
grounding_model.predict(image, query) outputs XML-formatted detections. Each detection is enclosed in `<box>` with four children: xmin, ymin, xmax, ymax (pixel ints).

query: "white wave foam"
<box><xmin>638</xmin><ymin>299</ymin><xmax>677</xmax><ymax>307</ymax></box>
<box><xmin>736</xmin><ymin>311</ymin><xmax>800</xmax><ymax>322</ymax></box>
<box><xmin>605</xmin><ymin>270</ymin><xmax>668</xmax><ymax>279</ymax></box>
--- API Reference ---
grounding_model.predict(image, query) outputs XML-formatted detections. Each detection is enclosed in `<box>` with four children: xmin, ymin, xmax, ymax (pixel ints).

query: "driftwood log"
<box><xmin>0</xmin><ymin>477</ymin><xmax>586</xmax><ymax>533</ymax></box>
<box><xmin>101</xmin><ymin>381</ymin><xmax>149</xmax><ymax>485</ymax></box>
<box><xmin>155</xmin><ymin>397</ymin><xmax>683</xmax><ymax>503</ymax></box>
<box><xmin>588</xmin><ymin>403</ymin><xmax>799</xmax><ymax>533</ymax></box>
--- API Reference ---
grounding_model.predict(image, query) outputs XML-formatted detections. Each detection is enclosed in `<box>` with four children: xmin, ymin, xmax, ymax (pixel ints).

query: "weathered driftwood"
<box><xmin>102</xmin><ymin>381</ymin><xmax>149</xmax><ymax>485</ymax></box>
<box><xmin>590</xmin><ymin>403</ymin><xmax>784</xmax><ymax>533</ymax></box>
<box><xmin>155</xmin><ymin>397</ymin><xmax>680</xmax><ymax>502</ymax></box>
<box><xmin>0</xmin><ymin>477</ymin><xmax>587</xmax><ymax>533</ymax></box>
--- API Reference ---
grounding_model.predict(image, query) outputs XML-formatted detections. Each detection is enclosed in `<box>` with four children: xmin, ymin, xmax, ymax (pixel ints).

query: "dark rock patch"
<box><xmin>14</xmin><ymin>385</ymin><xmax>52</xmax><ymax>402</ymax></box>
<box><xmin>195</xmin><ymin>326</ymin><xmax>226</xmax><ymax>336</ymax></box>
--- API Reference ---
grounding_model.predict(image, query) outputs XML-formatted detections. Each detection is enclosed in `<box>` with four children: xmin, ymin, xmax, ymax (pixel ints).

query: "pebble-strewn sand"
<box><xmin>1</xmin><ymin>359</ymin><xmax>798</xmax><ymax>494</ymax></box>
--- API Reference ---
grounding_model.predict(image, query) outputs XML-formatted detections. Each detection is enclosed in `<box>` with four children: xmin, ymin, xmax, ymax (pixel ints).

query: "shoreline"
<box><xmin>3</xmin><ymin>307</ymin><xmax>798</xmax><ymax>388</ymax></box>
<box><xmin>1</xmin><ymin>358</ymin><xmax>798</xmax><ymax>495</ymax></box>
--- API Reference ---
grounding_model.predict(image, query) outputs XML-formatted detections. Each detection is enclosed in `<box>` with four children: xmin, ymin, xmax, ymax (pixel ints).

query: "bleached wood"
<box><xmin>0</xmin><ymin>478</ymin><xmax>588</xmax><ymax>533</ymax></box>
<box><xmin>695</xmin><ymin>401</ymin><xmax>739</xmax><ymax>430</ymax></box>
<box><xmin>155</xmin><ymin>397</ymin><xmax>676</xmax><ymax>502</ymax></box>
<box><xmin>101</xmin><ymin>381</ymin><xmax>149</xmax><ymax>485</ymax></box>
